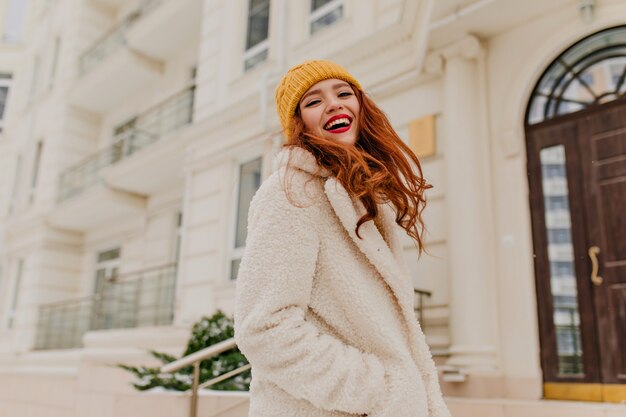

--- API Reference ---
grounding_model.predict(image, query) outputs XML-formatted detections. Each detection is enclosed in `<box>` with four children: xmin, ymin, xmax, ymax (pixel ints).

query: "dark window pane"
<box><xmin>246</xmin><ymin>0</ymin><xmax>269</xmax><ymax>49</ymax></box>
<box><xmin>312</xmin><ymin>0</ymin><xmax>334</xmax><ymax>11</ymax></box>
<box><xmin>235</xmin><ymin>158</ymin><xmax>262</xmax><ymax>248</ymax></box>
<box><xmin>0</xmin><ymin>86</ymin><xmax>8</xmax><ymax>120</ymax></box>
<box><xmin>539</xmin><ymin>145</ymin><xmax>584</xmax><ymax>376</ymax></box>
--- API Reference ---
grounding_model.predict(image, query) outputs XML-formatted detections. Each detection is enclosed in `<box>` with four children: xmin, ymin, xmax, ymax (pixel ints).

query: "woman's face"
<box><xmin>298</xmin><ymin>78</ymin><xmax>360</xmax><ymax>145</ymax></box>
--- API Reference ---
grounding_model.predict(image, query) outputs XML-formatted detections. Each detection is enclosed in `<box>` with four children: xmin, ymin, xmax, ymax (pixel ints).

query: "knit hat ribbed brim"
<box><xmin>275</xmin><ymin>60</ymin><xmax>362</xmax><ymax>136</ymax></box>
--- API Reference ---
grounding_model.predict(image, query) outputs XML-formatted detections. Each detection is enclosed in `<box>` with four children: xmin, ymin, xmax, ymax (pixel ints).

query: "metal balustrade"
<box><xmin>57</xmin><ymin>86</ymin><xmax>194</xmax><ymax>202</ymax></box>
<box><xmin>414</xmin><ymin>287</ymin><xmax>432</xmax><ymax>324</ymax></box>
<box><xmin>161</xmin><ymin>339</ymin><xmax>251</xmax><ymax>417</ymax></box>
<box><xmin>79</xmin><ymin>0</ymin><xmax>166</xmax><ymax>75</ymax></box>
<box><xmin>34</xmin><ymin>263</ymin><xmax>177</xmax><ymax>350</ymax></box>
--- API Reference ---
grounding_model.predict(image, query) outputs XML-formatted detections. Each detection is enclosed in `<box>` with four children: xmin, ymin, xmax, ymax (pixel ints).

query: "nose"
<box><xmin>325</xmin><ymin>96</ymin><xmax>342</xmax><ymax>113</ymax></box>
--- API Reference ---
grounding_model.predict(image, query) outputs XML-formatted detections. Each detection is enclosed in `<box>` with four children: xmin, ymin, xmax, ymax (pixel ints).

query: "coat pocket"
<box><xmin>367</xmin><ymin>361</ymin><xmax>429</xmax><ymax>417</ymax></box>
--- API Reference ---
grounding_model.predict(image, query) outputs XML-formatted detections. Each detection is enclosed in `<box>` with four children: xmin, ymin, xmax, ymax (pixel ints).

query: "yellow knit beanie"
<box><xmin>275</xmin><ymin>59</ymin><xmax>362</xmax><ymax>136</ymax></box>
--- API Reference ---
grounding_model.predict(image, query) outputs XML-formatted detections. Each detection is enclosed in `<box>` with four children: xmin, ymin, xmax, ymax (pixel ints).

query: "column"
<box><xmin>436</xmin><ymin>36</ymin><xmax>499</xmax><ymax>373</ymax></box>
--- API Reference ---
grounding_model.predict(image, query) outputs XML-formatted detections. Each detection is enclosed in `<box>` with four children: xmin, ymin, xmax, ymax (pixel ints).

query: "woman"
<box><xmin>234</xmin><ymin>60</ymin><xmax>451</xmax><ymax>417</ymax></box>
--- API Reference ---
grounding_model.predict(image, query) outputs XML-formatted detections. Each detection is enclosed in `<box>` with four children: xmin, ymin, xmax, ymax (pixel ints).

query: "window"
<box><xmin>527</xmin><ymin>25</ymin><xmax>626</xmax><ymax>125</ymax></box>
<box><xmin>94</xmin><ymin>248</ymin><xmax>121</xmax><ymax>294</ymax></box>
<box><xmin>244</xmin><ymin>0</ymin><xmax>270</xmax><ymax>71</ymax></box>
<box><xmin>230</xmin><ymin>157</ymin><xmax>262</xmax><ymax>280</ymax></box>
<box><xmin>29</xmin><ymin>55</ymin><xmax>41</xmax><ymax>104</ymax></box>
<box><xmin>0</xmin><ymin>73</ymin><xmax>12</xmax><ymax>130</ymax></box>
<box><xmin>48</xmin><ymin>37</ymin><xmax>61</xmax><ymax>91</ymax></box>
<box><xmin>8</xmin><ymin>154</ymin><xmax>22</xmax><ymax>215</ymax></box>
<box><xmin>310</xmin><ymin>0</ymin><xmax>343</xmax><ymax>35</ymax></box>
<box><xmin>29</xmin><ymin>141</ymin><xmax>43</xmax><ymax>203</ymax></box>
<box><xmin>7</xmin><ymin>259</ymin><xmax>24</xmax><ymax>329</ymax></box>
<box><xmin>173</xmin><ymin>212</ymin><xmax>182</xmax><ymax>265</ymax></box>
<box><xmin>2</xmin><ymin>0</ymin><xmax>28</xmax><ymax>42</ymax></box>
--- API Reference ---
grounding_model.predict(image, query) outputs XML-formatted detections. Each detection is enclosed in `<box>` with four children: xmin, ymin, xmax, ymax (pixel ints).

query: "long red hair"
<box><xmin>286</xmin><ymin>87</ymin><xmax>432</xmax><ymax>253</ymax></box>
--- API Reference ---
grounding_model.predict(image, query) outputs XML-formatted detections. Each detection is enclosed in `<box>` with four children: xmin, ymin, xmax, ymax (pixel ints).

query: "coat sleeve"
<box><xmin>234</xmin><ymin>180</ymin><xmax>387</xmax><ymax>415</ymax></box>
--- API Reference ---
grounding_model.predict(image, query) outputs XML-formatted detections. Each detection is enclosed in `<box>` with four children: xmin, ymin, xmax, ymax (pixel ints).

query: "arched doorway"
<box><xmin>525</xmin><ymin>25</ymin><xmax>626</xmax><ymax>402</ymax></box>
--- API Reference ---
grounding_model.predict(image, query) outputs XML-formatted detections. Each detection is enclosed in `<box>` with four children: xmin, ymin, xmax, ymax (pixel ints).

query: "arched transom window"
<box><xmin>527</xmin><ymin>25</ymin><xmax>626</xmax><ymax>125</ymax></box>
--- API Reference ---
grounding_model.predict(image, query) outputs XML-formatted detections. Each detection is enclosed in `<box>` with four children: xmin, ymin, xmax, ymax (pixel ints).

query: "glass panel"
<box><xmin>311</xmin><ymin>5</ymin><xmax>343</xmax><ymax>35</ymax></box>
<box><xmin>3</xmin><ymin>0</ymin><xmax>28</xmax><ymax>42</ymax></box>
<box><xmin>539</xmin><ymin>145</ymin><xmax>584</xmax><ymax>375</ymax></box>
<box><xmin>235</xmin><ymin>158</ymin><xmax>262</xmax><ymax>248</ymax></box>
<box><xmin>97</xmin><ymin>248</ymin><xmax>120</xmax><ymax>263</ymax></box>
<box><xmin>246</xmin><ymin>0</ymin><xmax>269</xmax><ymax>49</ymax></box>
<box><xmin>8</xmin><ymin>259</ymin><xmax>24</xmax><ymax>329</ymax></box>
<box><xmin>230</xmin><ymin>258</ymin><xmax>241</xmax><ymax>281</ymax></box>
<box><xmin>312</xmin><ymin>0</ymin><xmax>334</xmax><ymax>11</ymax></box>
<box><xmin>0</xmin><ymin>86</ymin><xmax>9</xmax><ymax>120</ymax></box>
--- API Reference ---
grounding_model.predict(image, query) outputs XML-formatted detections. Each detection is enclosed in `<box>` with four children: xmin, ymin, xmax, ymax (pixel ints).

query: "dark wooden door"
<box><xmin>579</xmin><ymin>99</ymin><xmax>626</xmax><ymax>386</ymax></box>
<box><xmin>527</xmin><ymin>97</ymin><xmax>626</xmax><ymax>398</ymax></box>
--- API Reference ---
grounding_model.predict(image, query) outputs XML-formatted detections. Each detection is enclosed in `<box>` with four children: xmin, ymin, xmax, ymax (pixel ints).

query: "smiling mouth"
<box><xmin>324</xmin><ymin>116</ymin><xmax>352</xmax><ymax>133</ymax></box>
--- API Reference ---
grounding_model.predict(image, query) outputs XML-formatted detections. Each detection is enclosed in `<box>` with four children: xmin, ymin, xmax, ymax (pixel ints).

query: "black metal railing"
<box><xmin>79</xmin><ymin>0</ymin><xmax>166</xmax><ymax>75</ymax></box>
<box><xmin>57</xmin><ymin>86</ymin><xmax>194</xmax><ymax>202</ymax></box>
<box><xmin>34</xmin><ymin>263</ymin><xmax>177</xmax><ymax>350</ymax></box>
<box><xmin>414</xmin><ymin>288</ymin><xmax>432</xmax><ymax>324</ymax></box>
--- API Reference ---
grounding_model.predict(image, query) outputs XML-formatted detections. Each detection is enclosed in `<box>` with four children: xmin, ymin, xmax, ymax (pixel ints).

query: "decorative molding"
<box><xmin>426</xmin><ymin>34</ymin><xmax>484</xmax><ymax>69</ymax></box>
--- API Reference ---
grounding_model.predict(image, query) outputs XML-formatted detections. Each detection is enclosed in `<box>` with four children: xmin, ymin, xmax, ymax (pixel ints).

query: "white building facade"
<box><xmin>0</xmin><ymin>0</ymin><xmax>624</xmax><ymax>416</ymax></box>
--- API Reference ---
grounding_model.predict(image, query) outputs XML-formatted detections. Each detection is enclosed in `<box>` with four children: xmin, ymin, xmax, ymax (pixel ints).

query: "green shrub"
<box><xmin>118</xmin><ymin>310</ymin><xmax>250</xmax><ymax>391</ymax></box>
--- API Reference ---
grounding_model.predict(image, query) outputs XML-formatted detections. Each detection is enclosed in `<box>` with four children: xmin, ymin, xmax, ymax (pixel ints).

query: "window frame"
<box><xmin>29</xmin><ymin>140</ymin><xmax>44</xmax><ymax>204</ymax></box>
<box><xmin>0</xmin><ymin>73</ymin><xmax>12</xmax><ymax>131</ymax></box>
<box><xmin>48</xmin><ymin>37</ymin><xmax>61</xmax><ymax>91</ymax></box>
<box><xmin>228</xmin><ymin>154</ymin><xmax>263</xmax><ymax>281</ymax></box>
<box><xmin>309</xmin><ymin>0</ymin><xmax>343</xmax><ymax>36</ymax></box>
<box><xmin>243</xmin><ymin>0</ymin><xmax>271</xmax><ymax>71</ymax></box>
<box><xmin>6</xmin><ymin>259</ymin><xmax>24</xmax><ymax>329</ymax></box>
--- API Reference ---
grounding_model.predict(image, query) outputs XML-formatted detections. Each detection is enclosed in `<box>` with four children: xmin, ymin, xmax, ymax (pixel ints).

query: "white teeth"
<box><xmin>324</xmin><ymin>117</ymin><xmax>350</xmax><ymax>130</ymax></box>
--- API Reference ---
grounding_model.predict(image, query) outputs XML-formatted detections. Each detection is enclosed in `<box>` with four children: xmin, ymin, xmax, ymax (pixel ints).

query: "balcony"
<box><xmin>49</xmin><ymin>140</ymin><xmax>146</xmax><ymax>231</ymax></box>
<box><xmin>69</xmin><ymin>0</ymin><xmax>166</xmax><ymax>113</ymax></box>
<box><xmin>53</xmin><ymin>85</ymin><xmax>194</xmax><ymax>216</ymax></box>
<box><xmin>105</xmin><ymin>86</ymin><xmax>195</xmax><ymax>195</ymax></box>
<box><xmin>34</xmin><ymin>264</ymin><xmax>177</xmax><ymax>350</ymax></box>
<box><xmin>126</xmin><ymin>0</ymin><xmax>203</xmax><ymax>61</ymax></box>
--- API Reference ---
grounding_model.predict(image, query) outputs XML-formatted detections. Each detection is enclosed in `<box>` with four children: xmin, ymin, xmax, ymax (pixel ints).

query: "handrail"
<box><xmin>160</xmin><ymin>337</ymin><xmax>250</xmax><ymax>417</ymax></box>
<box><xmin>161</xmin><ymin>338</ymin><xmax>237</xmax><ymax>373</ymax></box>
<box><xmin>414</xmin><ymin>288</ymin><xmax>432</xmax><ymax>297</ymax></box>
<box><xmin>414</xmin><ymin>288</ymin><xmax>432</xmax><ymax>325</ymax></box>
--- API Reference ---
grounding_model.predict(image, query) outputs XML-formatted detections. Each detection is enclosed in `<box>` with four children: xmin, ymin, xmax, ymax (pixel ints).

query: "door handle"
<box><xmin>588</xmin><ymin>246</ymin><xmax>603</xmax><ymax>286</ymax></box>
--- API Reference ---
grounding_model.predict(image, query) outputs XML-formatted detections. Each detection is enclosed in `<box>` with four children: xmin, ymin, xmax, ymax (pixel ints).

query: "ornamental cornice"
<box><xmin>424</xmin><ymin>34</ymin><xmax>484</xmax><ymax>75</ymax></box>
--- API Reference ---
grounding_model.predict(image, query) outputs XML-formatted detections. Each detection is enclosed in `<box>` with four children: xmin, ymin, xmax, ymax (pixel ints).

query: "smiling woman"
<box><xmin>234</xmin><ymin>60</ymin><xmax>450</xmax><ymax>417</ymax></box>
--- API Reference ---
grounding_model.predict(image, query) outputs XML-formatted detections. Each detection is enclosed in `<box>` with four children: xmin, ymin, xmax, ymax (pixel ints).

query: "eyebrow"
<box><xmin>300</xmin><ymin>82</ymin><xmax>351</xmax><ymax>102</ymax></box>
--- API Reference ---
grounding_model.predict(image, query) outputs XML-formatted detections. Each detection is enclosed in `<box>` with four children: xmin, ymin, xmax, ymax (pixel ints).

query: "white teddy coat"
<box><xmin>234</xmin><ymin>147</ymin><xmax>451</xmax><ymax>417</ymax></box>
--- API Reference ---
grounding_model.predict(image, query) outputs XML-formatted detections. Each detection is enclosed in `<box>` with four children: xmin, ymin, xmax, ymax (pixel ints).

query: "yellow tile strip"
<box><xmin>603</xmin><ymin>384</ymin><xmax>626</xmax><ymax>403</ymax></box>
<box><xmin>544</xmin><ymin>383</ymin><xmax>626</xmax><ymax>403</ymax></box>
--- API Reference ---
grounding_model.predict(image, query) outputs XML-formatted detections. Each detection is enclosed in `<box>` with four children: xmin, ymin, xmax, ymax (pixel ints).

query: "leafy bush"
<box><xmin>118</xmin><ymin>311</ymin><xmax>250</xmax><ymax>391</ymax></box>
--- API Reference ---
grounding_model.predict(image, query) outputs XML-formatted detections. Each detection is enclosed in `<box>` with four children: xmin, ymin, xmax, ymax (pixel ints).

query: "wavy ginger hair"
<box><xmin>286</xmin><ymin>87</ymin><xmax>432</xmax><ymax>253</ymax></box>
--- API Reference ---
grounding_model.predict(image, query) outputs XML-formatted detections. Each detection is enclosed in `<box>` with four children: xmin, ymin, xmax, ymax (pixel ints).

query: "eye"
<box><xmin>338</xmin><ymin>91</ymin><xmax>353</xmax><ymax>97</ymax></box>
<box><xmin>304</xmin><ymin>99</ymin><xmax>321</xmax><ymax>107</ymax></box>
